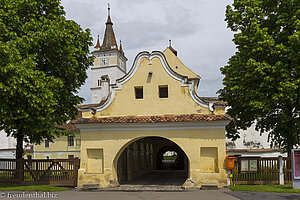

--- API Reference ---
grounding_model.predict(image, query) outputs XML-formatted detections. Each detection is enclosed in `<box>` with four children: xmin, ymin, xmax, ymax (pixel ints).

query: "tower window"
<box><xmin>159</xmin><ymin>85</ymin><xmax>168</xmax><ymax>98</ymax></box>
<box><xmin>97</xmin><ymin>80</ymin><xmax>101</xmax><ymax>86</ymax></box>
<box><xmin>135</xmin><ymin>86</ymin><xmax>143</xmax><ymax>99</ymax></box>
<box><xmin>101</xmin><ymin>58</ymin><xmax>109</xmax><ymax>66</ymax></box>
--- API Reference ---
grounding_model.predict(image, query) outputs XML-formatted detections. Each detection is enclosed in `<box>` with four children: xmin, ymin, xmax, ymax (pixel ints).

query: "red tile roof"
<box><xmin>58</xmin><ymin>122</ymin><xmax>79</xmax><ymax>131</ymax></box>
<box><xmin>227</xmin><ymin>148</ymin><xmax>283</xmax><ymax>153</ymax></box>
<box><xmin>56</xmin><ymin>111</ymin><xmax>82</xmax><ymax>131</ymax></box>
<box><xmin>73</xmin><ymin>114</ymin><xmax>232</xmax><ymax>124</ymax></box>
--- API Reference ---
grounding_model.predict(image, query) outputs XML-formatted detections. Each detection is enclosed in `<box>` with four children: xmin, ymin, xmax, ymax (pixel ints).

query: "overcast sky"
<box><xmin>61</xmin><ymin>0</ymin><xmax>236</xmax><ymax>104</ymax></box>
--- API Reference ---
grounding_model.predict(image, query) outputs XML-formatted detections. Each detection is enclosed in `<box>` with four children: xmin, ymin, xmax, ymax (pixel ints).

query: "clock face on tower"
<box><xmin>101</xmin><ymin>58</ymin><xmax>109</xmax><ymax>66</ymax></box>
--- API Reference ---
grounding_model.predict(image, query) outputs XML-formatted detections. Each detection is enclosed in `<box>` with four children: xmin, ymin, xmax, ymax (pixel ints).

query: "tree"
<box><xmin>218</xmin><ymin>0</ymin><xmax>300</xmax><ymax>154</ymax></box>
<box><xmin>0</xmin><ymin>0</ymin><xmax>93</xmax><ymax>158</ymax></box>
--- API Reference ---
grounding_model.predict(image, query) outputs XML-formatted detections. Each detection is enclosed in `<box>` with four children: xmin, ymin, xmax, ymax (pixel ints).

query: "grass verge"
<box><xmin>0</xmin><ymin>184</ymin><xmax>69</xmax><ymax>191</ymax></box>
<box><xmin>229</xmin><ymin>184</ymin><xmax>300</xmax><ymax>193</ymax></box>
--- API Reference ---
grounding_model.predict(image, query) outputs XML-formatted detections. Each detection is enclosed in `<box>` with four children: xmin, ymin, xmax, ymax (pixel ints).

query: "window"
<box><xmin>97</xmin><ymin>80</ymin><xmax>101</xmax><ymax>86</ymax></box>
<box><xmin>159</xmin><ymin>85</ymin><xmax>168</xmax><ymax>98</ymax></box>
<box><xmin>101</xmin><ymin>58</ymin><xmax>109</xmax><ymax>66</ymax></box>
<box><xmin>45</xmin><ymin>139</ymin><xmax>49</xmax><ymax>148</ymax></box>
<box><xmin>68</xmin><ymin>155</ymin><xmax>74</xmax><ymax>159</ymax></box>
<box><xmin>135</xmin><ymin>86</ymin><xmax>143</xmax><ymax>99</ymax></box>
<box><xmin>67</xmin><ymin>136</ymin><xmax>74</xmax><ymax>147</ymax></box>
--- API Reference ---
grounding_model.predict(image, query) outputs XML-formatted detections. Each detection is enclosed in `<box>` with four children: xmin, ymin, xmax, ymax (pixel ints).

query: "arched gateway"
<box><xmin>115</xmin><ymin>136</ymin><xmax>189</xmax><ymax>186</ymax></box>
<box><xmin>74</xmin><ymin>6</ymin><xmax>231</xmax><ymax>189</ymax></box>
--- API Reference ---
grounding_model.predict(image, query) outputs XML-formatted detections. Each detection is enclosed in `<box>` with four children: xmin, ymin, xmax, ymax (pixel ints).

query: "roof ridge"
<box><xmin>73</xmin><ymin>114</ymin><xmax>232</xmax><ymax>124</ymax></box>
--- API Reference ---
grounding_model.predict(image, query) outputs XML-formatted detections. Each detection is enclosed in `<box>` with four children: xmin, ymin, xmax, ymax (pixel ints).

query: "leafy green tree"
<box><xmin>219</xmin><ymin>0</ymin><xmax>300</xmax><ymax>154</ymax></box>
<box><xmin>0</xmin><ymin>0</ymin><xmax>93</xmax><ymax>158</ymax></box>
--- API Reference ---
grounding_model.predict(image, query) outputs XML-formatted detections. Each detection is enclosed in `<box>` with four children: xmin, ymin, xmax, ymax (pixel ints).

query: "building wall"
<box><xmin>226</xmin><ymin>123</ymin><xmax>286</xmax><ymax>157</ymax></box>
<box><xmin>0</xmin><ymin>130</ymin><xmax>17</xmax><ymax>159</ymax></box>
<box><xmin>0</xmin><ymin>149</ymin><xmax>16</xmax><ymax>159</ymax></box>
<box><xmin>77</xmin><ymin>50</ymin><xmax>228</xmax><ymax>188</ymax></box>
<box><xmin>91</xmin><ymin>50</ymin><xmax>127</xmax><ymax>104</ymax></box>
<box><xmin>77</xmin><ymin>127</ymin><xmax>227</xmax><ymax>188</ymax></box>
<box><xmin>163</xmin><ymin>48</ymin><xmax>199</xmax><ymax>80</ymax></box>
<box><xmin>83</xmin><ymin>56</ymin><xmax>212</xmax><ymax>118</ymax></box>
<box><xmin>34</xmin><ymin>132</ymin><xmax>80</xmax><ymax>159</ymax></box>
<box><xmin>0</xmin><ymin>130</ymin><xmax>16</xmax><ymax>149</ymax></box>
<box><xmin>91</xmin><ymin>66</ymin><xmax>125</xmax><ymax>103</ymax></box>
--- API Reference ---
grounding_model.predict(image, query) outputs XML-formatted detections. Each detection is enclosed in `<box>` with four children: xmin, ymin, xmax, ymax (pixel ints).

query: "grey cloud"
<box><xmin>61</xmin><ymin>0</ymin><xmax>236</xmax><ymax>103</ymax></box>
<box><xmin>115</xmin><ymin>20</ymin><xmax>200</xmax><ymax>50</ymax></box>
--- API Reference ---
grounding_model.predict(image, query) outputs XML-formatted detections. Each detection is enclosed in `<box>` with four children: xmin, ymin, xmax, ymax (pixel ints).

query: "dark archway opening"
<box><xmin>117</xmin><ymin>136</ymin><xmax>189</xmax><ymax>186</ymax></box>
<box><xmin>161</xmin><ymin>151</ymin><xmax>178</xmax><ymax>169</ymax></box>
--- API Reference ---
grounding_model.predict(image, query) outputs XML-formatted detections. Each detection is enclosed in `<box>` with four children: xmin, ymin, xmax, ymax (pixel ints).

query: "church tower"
<box><xmin>91</xmin><ymin>5</ymin><xmax>127</xmax><ymax>104</ymax></box>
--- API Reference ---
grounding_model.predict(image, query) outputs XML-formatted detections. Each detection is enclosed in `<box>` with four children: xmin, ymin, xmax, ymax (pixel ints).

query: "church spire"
<box><xmin>94</xmin><ymin>34</ymin><xmax>101</xmax><ymax>49</ymax></box>
<box><xmin>119</xmin><ymin>40</ymin><xmax>124</xmax><ymax>55</ymax></box>
<box><xmin>106</xmin><ymin>3</ymin><xmax>112</xmax><ymax>25</ymax></box>
<box><xmin>101</xmin><ymin>4</ymin><xmax>117</xmax><ymax>50</ymax></box>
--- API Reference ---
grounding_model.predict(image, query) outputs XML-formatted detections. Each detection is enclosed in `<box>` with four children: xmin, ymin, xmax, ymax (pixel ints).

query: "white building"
<box><xmin>0</xmin><ymin>130</ymin><xmax>16</xmax><ymax>158</ymax></box>
<box><xmin>200</xmin><ymin>98</ymin><xmax>286</xmax><ymax>157</ymax></box>
<box><xmin>226</xmin><ymin>123</ymin><xmax>287</xmax><ymax>157</ymax></box>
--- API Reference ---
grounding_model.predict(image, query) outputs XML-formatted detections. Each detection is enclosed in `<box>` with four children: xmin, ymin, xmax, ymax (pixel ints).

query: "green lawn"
<box><xmin>230</xmin><ymin>184</ymin><xmax>300</xmax><ymax>193</ymax></box>
<box><xmin>0</xmin><ymin>184</ymin><xmax>69</xmax><ymax>191</ymax></box>
<box><xmin>163</xmin><ymin>156</ymin><xmax>177</xmax><ymax>160</ymax></box>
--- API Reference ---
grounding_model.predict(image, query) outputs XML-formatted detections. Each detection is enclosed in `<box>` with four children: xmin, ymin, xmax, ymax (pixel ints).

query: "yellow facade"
<box><xmin>163</xmin><ymin>48</ymin><xmax>200</xmax><ymax>80</ymax></box>
<box><xmin>33</xmin><ymin>132</ymin><xmax>80</xmax><ymax>159</ymax></box>
<box><xmin>82</xmin><ymin>49</ymin><xmax>213</xmax><ymax>118</ymax></box>
<box><xmin>76</xmin><ymin>49</ymin><xmax>230</xmax><ymax>188</ymax></box>
<box><xmin>77</xmin><ymin>128</ymin><xmax>227</xmax><ymax>188</ymax></box>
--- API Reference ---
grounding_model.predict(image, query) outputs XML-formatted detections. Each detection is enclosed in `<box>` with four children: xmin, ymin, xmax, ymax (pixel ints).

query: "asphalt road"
<box><xmin>0</xmin><ymin>189</ymin><xmax>238</xmax><ymax>200</ymax></box>
<box><xmin>1</xmin><ymin>189</ymin><xmax>300</xmax><ymax>200</ymax></box>
<box><xmin>225</xmin><ymin>190</ymin><xmax>300</xmax><ymax>200</ymax></box>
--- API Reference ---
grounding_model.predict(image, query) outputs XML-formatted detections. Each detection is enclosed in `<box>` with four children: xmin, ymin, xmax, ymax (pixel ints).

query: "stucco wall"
<box><xmin>83</xmin><ymin>56</ymin><xmax>214</xmax><ymax>118</ymax></box>
<box><xmin>77</xmin><ymin>127</ymin><xmax>227</xmax><ymax>188</ymax></box>
<box><xmin>225</xmin><ymin>123</ymin><xmax>286</xmax><ymax>157</ymax></box>
<box><xmin>0</xmin><ymin>149</ymin><xmax>15</xmax><ymax>159</ymax></box>
<box><xmin>0</xmin><ymin>130</ymin><xmax>16</xmax><ymax>149</ymax></box>
<box><xmin>34</xmin><ymin>132</ymin><xmax>80</xmax><ymax>159</ymax></box>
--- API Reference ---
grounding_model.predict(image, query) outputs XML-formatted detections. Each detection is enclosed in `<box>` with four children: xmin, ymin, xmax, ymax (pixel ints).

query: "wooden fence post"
<box><xmin>279</xmin><ymin>155</ymin><xmax>284</xmax><ymax>185</ymax></box>
<box><xmin>74</xmin><ymin>157</ymin><xmax>80</xmax><ymax>187</ymax></box>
